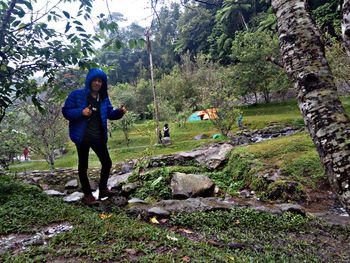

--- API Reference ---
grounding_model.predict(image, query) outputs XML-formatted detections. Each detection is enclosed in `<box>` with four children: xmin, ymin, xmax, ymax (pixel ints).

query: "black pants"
<box><xmin>76</xmin><ymin>140</ymin><xmax>112</xmax><ymax>195</ymax></box>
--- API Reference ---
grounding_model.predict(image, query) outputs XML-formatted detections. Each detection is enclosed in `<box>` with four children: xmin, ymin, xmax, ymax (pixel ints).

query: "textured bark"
<box><xmin>342</xmin><ymin>0</ymin><xmax>350</xmax><ymax>57</ymax></box>
<box><xmin>272</xmin><ymin>0</ymin><xmax>350</xmax><ymax>213</ymax></box>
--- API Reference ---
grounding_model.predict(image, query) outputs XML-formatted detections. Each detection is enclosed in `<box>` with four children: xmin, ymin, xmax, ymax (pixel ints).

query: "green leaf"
<box><xmin>18</xmin><ymin>0</ymin><xmax>32</xmax><ymax>10</ymax></box>
<box><xmin>128</xmin><ymin>39</ymin><xmax>137</xmax><ymax>49</ymax></box>
<box><xmin>63</xmin><ymin>11</ymin><xmax>70</xmax><ymax>19</ymax></box>
<box><xmin>65</xmin><ymin>22</ymin><xmax>71</xmax><ymax>33</ymax></box>
<box><xmin>150</xmin><ymin>176</ymin><xmax>163</xmax><ymax>188</ymax></box>
<box><xmin>76</xmin><ymin>26</ymin><xmax>85</xmax><ymax>32</ymax></box>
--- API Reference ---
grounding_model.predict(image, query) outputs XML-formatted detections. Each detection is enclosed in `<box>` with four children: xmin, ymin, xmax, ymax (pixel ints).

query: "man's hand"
<box><xmin>82</xmin><ymin>105</ymin><xmax>92</xmax><ymax>116</ymax></box>
<box><xmin>120</xmin><ymin>104</ymin><xmax>127</xmax><ymax>114</ymax></box>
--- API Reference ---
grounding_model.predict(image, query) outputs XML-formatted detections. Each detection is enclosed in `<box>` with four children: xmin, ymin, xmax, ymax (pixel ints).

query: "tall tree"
<box><xmin>272</xmin><ymin>0</ymin><xmax>350</xmax><ymax>212</ymax></box>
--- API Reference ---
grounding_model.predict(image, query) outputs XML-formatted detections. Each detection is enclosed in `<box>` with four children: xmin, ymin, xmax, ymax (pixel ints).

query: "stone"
<box><xmin>65</xmin><ymin>179</ymin><xmax>78</xmax><ymax>189</ymax></box>
<box><xmin>147</xmin><ymin>207</ymin><xmax>170</xmax><ymax>217</ymax></box>
<box><xmin>155</xmin><ymin>197</ymin><xmax>233</xmax><ymax>213</ymax></box>
<box><xmin>176</xmin><ymin>143</ymin><xmax>234</xmax><ymax>170</ymax></box>
<box><xmin>44</xmin><ymin>190</ymin><xmax>65</xmax><ymax>196</ymax></box>
<box><xmin>122</xmin><ymin>182</ymin><xmax>141</xmax><ymax>194</ymax></box>
<box><xmin>239</xmin><ymin>190</ymin><xmax>251</xmax><ymax>198</ymax></box>
<box><xmin>128</xmin><ymin>198</ymin><xmax>148</xmax><ymax>204</ymax></box>
<box><xmin>276</xmin><ymin>204</ymin><xmax>306</xmax><ymax>216</ymax></box>
<box><xmin>193</xmin><ymin>134</ymin><xmax>209</xmax><ymax>140</ymax></box>
<box><xmin>63</xmin><ymin>192</ymin><xmax>84</xmax><ymax>202</ymax></box>
<box><xmin>171</xmin><ymin>172</ymin><xmax>215</xmax><ymax>199</ymax></box>
<box><xmin>107</xmin><ymin>173</ymin><xmax>132</xmax><ymax>190</ymax></box>
<box><xmin>121</xmin><ymin>163</ymin><xmax>133</xmax><ymax>174</ymax></box>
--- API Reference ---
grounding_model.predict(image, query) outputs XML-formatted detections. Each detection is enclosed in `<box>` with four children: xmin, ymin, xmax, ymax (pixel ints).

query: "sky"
<box><xmin>34</xmin><ymin>0</ymin><xmax>157</xmax><ymax>33</ymax></box>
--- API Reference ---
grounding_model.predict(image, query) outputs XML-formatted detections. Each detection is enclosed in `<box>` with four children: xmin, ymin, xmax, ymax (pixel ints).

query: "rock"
<box><xmin>176</xmin><ymin>143</ymin><xmax>234</xmax><ymax>170</ymax></box>
<box><xmin>193</xmin><ymin>134</ymin><xmax>209</xmax><ymax>140</ymax></box>
<box><xmin>65</xmin><ymin>179</ymin><xmax>78</xmax><ymax>189</ymax></box>
<box><xmin>122</xmin><ymin>182</ymin><xmax>141</xmax><ymax>194</ymax></box>
<box><xmin>120</xmin><ymin>163</ymin><xmax>133</xmax><ymax>174</ymax></box>
<box><xmin>155</xmin><ymin>197</ymin><xmax>233</xmax><ymax>213</ymax></box>
<box><xmin>107</xmin><ymin>173</ymin><xmax>132</xmax><ymax>190</ymax></box>
<box><xmin>44</xmin><ymin>190</ymin><xmax>65</xmax><ymax>196</ymax></box>
<box><xmin>276</xmin><ymin>204</ymin><xmax>306</xmax><ymax>216</ymax></box>
<box><xmin>109</xmin><ymin>196</ymin><xmax>128</xmax><ymax>207</ymax></box>
<box><xmin>239</xmin><ymin>190</ymin><xmax>251</xmax><ymax>198</ymax></box>
<box><xmin>171</xmin><ymin>172</ymin><xmax>215</xmax><ymax>199</ymax></box>
<box><xmin>147</xmin><ymin>207</ymin><xmax>170</xmax><ymax>217</ymax></box>
<box><xmin>230</xmin><ymin>135</ymin><xmax>250</xmax><ymax>146</ymax></box>
<box><xmin>128</xmin><ymin>198</ymin><xmax>148</xmax><ymax>204</ymax></box>
<box><xmin>63</xmin><ymin>192</ymin><xmax>84</xmax><ymax>202</ymax></box>
<box><xmin>162</xmin><ymin>137</ymin><xmax>172</xmax><ymax>145</ymax></box>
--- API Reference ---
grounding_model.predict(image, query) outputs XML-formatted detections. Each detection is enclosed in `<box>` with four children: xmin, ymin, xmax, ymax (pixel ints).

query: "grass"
<box><xmin>1</xmin><ymin>175</ymin><xmax>349</xmax><ymax>262</ymax></box>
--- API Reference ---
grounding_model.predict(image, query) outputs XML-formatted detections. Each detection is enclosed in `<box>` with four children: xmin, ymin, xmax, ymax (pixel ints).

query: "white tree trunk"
<box><xmin>342</xmin><ymin>0</ymin><xmax>350</xmax><ymax>57</ymax></box>
<box><xmin>272</xmin><ymin>0</ymin><xmax>350</xmax><ymax>212</ymax></box>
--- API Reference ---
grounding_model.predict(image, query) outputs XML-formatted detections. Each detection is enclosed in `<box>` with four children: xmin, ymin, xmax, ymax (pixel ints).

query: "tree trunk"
<box><xmin>146</xmin><ymin>31</ymin><xmax>162</xmax><ymax>144</ymax></box>
<box><xmin>272</xmin><ymin>0</ymin><xmax>350</xmax><ymax>212</ymax></box>
<box><xmin>342</xmin><ymin>0</ymin><xmax>350</xmax><ymax>57</ymax></box>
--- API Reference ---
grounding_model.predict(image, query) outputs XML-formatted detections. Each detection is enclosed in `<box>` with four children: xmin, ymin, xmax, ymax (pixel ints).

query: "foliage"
<box><xmin>230</xmin><ymin>30</ymin><xmax>292</xmax><ymax>103</ymax></box>
<box><xmin>20</xmin><ymin>87</ymin><xmax>69</xmax><ymax>170</ymax></box>
<box><xmin>3</xmin><ymin>175</ymin><xmax>349</xmax><ymax>262</ymax></box>
<box><xmin>0</xmin><ymin>0</ymin><xmax>102</xmax><ymax>123</ymax></box>
<box><xmin>113</xmin><ymin>111</ymin><xmax>138</xmax><ymax>146</ymax></box>
<box><xmin>0</xmin><ymin>111</ymin><xmax>26</xmax><ymax>169</ymax></box>
<box><xmin>175</xmin><ymin>5</ymin><xmax>214</xmax><ymax>55</ymax></box>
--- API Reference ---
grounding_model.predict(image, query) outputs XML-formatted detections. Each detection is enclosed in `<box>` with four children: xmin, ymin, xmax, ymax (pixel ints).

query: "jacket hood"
<box><xmin>84</xmin><ymin>68</ymin><xmax>108</xmax><ymax>99</ymax></box>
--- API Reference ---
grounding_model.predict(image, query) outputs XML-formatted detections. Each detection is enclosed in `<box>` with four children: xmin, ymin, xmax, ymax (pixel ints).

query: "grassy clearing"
<box><xmin>1</xmin><ymin>176</ymin><xmax>349</xmax><ymax>262</ymax></box>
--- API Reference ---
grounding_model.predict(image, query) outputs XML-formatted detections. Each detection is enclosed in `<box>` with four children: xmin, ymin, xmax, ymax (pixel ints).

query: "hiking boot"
<box><xmin>82</xmin><ymin>194</ymin><xmax>100</xmax><ymax>206</ymax></box>
<box><xmin>99</xmin><ymin>188</ymin><xmax>118</xmax><ymax>199</ymax></box>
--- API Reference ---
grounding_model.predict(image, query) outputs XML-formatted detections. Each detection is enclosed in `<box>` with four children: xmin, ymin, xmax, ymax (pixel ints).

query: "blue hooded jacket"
<box><xmin>62</xmin><ymin>68</ymin><xmax>124</xmax><ymax>145</ymax></box>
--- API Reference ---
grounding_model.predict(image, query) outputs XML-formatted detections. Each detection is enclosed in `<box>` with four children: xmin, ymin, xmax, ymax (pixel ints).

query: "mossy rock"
<box><xmin>263</xmin><ymin>180</ymin><xmax>306</xmax><ymax>202</ymax></box>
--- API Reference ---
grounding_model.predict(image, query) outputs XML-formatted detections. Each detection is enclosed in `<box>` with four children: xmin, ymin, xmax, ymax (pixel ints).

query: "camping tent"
<box><xmin>188</xmin><ymin>108</ymin><xmax>218</xmax><ymax>122</ymax></box>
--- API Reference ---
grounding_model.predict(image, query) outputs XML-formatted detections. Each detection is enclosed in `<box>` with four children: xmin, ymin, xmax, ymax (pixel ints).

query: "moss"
<box><xmin>263</xmin><ymin>180</ymin><xmax>306</xmax><ymax>202</ymax></box>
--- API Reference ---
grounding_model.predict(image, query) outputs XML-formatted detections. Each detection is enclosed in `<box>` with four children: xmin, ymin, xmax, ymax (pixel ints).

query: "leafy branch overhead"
<box><xmin>0</xmin><ymin>0</ymin><xmax>103</xmax><ymax>123</ymax></box>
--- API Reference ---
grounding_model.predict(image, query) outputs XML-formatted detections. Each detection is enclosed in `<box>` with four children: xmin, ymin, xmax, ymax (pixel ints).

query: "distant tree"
<box><xmin>113</xmin><ymin>111</ymin><xmax>138</xmax><ymax>146</ymax></box>
<box><xmin>21</xmin><ymin>88</ymin><xmax>68</xmax><ymax>170</ymax></box>
<box><xmin>0</xmin><ymin>111</ymin><xmax>26</xmax><ymax>169</ymax></box>
<box><xmin>230</xmin><ymin>30</ymin><xmax>291</xmax><ymax>103</ymax></box>
<box><xmin>175</xmin><ymin>5</ymin><xmax>215</xmax><ymax>55</ymax></box>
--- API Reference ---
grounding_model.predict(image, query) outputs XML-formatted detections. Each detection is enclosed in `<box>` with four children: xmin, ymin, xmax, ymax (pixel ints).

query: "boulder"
<box><xmin>63</xmin><ymin>192</ymin><xmax>83</xmax><ymax>202</ymax></box>
<box><xmin>107</xmin><ymin>173</ymin><xmax>132</xmax><ymax>190</ymax></box>
<box><xmin>64</xmin><ymin>179</ymin><xmax>78</xmax><ymax>189</ymax></box>
<box><xmin>171</xmin><ymin>172</ymin><xmax>215</xmax><ymax>199</ymax></box>
<box><xmin>44</xmin><ymin>190</ymin><xmax>65</xmax><ymax>196</ymax></box>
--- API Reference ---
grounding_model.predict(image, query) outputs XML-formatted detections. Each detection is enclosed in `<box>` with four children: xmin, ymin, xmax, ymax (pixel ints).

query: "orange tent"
<box><xmin>197</xmin><ymin>108</ymin><xmax>218</xmax><ymax>120</ymax></box>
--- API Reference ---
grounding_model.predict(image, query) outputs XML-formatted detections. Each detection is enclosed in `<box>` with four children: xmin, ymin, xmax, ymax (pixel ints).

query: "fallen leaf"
<box><xmin>99</xmin><ymin>213</ymin><xmax>112</xmax><ymax>219</ymax></box>
<box><xmin>166</xmin><ymin>235</ymin><xmax>178</xmax><ymax>241</ymax></box>
<box><xmin>179</xmin><ymin>228</ymin><xmax>193</xmax><ymax>234</ymax></box>
<box><xmin>227</xmin><ymin>255</ymin><xmax>235</xmax><ymax>261</ymax></box>
<box><xmin>182</xmin><ymin>255</ymin><xmax>190</xmax><ymax>262</ymax></box>
<box><xmin>150</xmin><ymin>216</ymin><xmax>159</xmax><ymax>224</ymax></box>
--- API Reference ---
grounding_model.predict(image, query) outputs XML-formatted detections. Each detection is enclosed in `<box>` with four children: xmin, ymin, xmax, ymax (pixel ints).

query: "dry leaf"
<box><xmin>150</xmin><ymin>216</ymin><xmax>159</xmax><ymax>224</ymax></box>
<box><xmin>99</xmin><ymin>213</ymin><xmax>112</xmax><ymax>219</ymax></box>
<box><xmin>227</xmin><ymin>255</ymin><xmax>235</xmax><ymax>261</ymax></box>
<box><xmin>182</xmin><ymin>255</ymin><xmax>191</xmax><ymax>262</ymax></box>
<box><xmin>179</xmin><ymin>228</ymin><xmax>193</xmax><ymax>234</ymax></box>
<box><xmin>166</xmin><ymin>235</ymin><xmax>178</xmax><ymax>241</ymax></box>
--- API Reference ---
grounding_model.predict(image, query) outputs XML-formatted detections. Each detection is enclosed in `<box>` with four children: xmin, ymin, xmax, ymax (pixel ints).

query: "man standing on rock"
<box><xmin>62</xmin><ymin>68</ymin><xmax>126</xmax><ymax>206</ymax></box>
